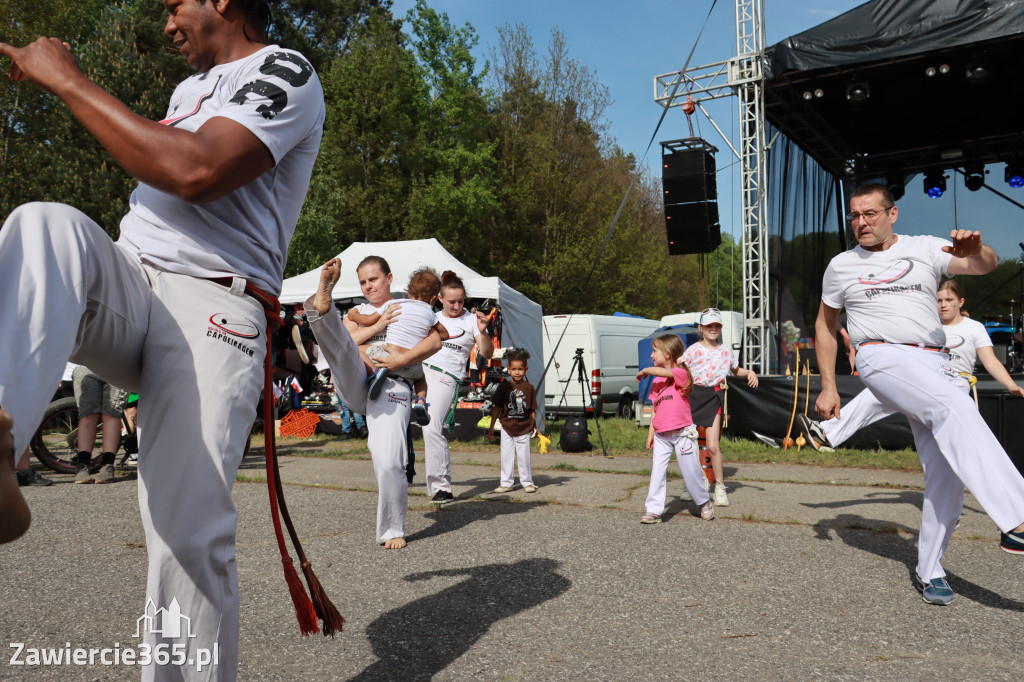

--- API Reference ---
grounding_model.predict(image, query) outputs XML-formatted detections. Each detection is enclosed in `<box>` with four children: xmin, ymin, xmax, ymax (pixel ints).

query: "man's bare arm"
<box><xmin>814</xmin><ymin>302</ymin><xmax>843</xmax><ymax>420</ymax></box>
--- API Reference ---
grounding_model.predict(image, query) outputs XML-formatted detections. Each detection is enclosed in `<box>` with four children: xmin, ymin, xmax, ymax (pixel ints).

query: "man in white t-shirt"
<box><xmin>0</xmin><ymin>2</ymin><xmax>325</xmax><ymax>678</ymax></box>
<box><xmin>814</xmin><ymin>183</ymin><xmax>1024</xmax><ymax>607</ymax></box>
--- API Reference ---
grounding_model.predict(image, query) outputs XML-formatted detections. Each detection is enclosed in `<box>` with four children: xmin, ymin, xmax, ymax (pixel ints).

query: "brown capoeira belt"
<box><xmin>858</xmin><ymin>340</ymin><xmax>949</xmax><ymax>353</ymax></box>
<box><xmin>210</xmin><ymin>277</ymin><xmax>344</xmax><ymax>637</ymax></box>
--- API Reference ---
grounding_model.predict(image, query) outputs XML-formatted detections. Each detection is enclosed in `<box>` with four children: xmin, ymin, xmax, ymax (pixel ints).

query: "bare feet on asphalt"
<box><xmin>383</xmin><ymin>537</ymin><xmax>407</xmax><ymax>550</ymax></box>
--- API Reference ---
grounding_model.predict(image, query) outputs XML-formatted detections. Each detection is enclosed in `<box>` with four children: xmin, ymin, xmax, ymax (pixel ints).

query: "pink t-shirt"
<box><xmin>650</xmin><ymin>367</ymin><xmax>694</xmax><ymax>433</ymax></box>
<box><xmin>680</xmin><ymin>343</ymin><xmax>737</xmax><ymax>387</ymax></box>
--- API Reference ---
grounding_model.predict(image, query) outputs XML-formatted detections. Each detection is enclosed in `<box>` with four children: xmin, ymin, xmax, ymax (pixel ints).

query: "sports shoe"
<box><xmin>493</xmin><ymin>485</ymin><xmax>514</xmax><ymax>493</ymax></box>
<box><xmin>17</xmin><ymin>468</ymin><xmax>53</xmax><ymax>487</ymax></box>
<box><xmin>412</xmin><ymin>398</ymin><xmax>430</xmax><ymax>426</ymax></box>
<box><xmin>915</xmin><ymin>573</ymin><xmax>954</xmax><ymax>605</ymax></box>
<box><xmin>796</xmin><ymin>413</ymin><xmax>835</xmax><ymax>452</ymax></box>
<box><xmin>1000</xmin><ymin>529</ymin><xmax>1024</xmax><ymax>554</ymax></box>
<box><xmin>431</xmin><ymin>490</ymin><xmax>454</xmax><ymax>504</ymax></box>
<box><xmin>640</xmin><ymin>513</ymin><xmax>662</xmax><ymax>524</ymax></box>
<box><xmin>125</xmin><ymin>453</ymin><xmax>139</xmax><ymax>468</ymax></box>
<box><xmin>700</xmin><ymin>501</ymin><xmax>715</xmax><ymax>520</ymax></box>
<box><xmin>523</xmin><ymin>485</ymin><xmax>538</xmax><ymax>493</ymax></box>
<box><xmin>714</xmin><ymin>483</ymin><xmax>729</xmax><ymax>507</ymax></box>
<box><xmin>367</xmin><ymin>367</ymin><xmax>388</xmax><ymax>400</ymax></box>
<box><xmin>680</xmin><ymin>488</ymin><xmax>692</xmax><ymax>501</ymax></box>
<box><xmin>94</xmin><ymin>463</ymin><xmax>115</xmax><ymax>484</ymax></box>
<box><xmin>74</xmin><ymin>464</ymin><xmax>92</xmax><ymax>484</ymax></box>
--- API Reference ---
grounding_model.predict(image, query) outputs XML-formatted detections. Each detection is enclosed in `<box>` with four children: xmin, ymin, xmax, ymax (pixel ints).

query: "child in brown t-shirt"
<box><xmin>487</xmin><ymin>350</ymin><xmax>538</xmax><ymax>493</ymax></box>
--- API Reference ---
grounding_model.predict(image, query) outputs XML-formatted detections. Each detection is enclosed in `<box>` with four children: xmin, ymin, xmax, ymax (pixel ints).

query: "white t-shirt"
<box><xmin>117</xmin><ymin>46</ymin><xmax>325</xmax><ymax>295</ymax></box>
<box><xmin>353</xmin><ymin>301</ymin><xmax>392</xmax><ymax>345</ymax></box>
<box><xmin>385</xmin><ymin>299</ymin><xmax>437</xmax><ymax>349</ymax></box>
<box><xmin>821</xmin><ymin>235</ymin><xmax>953</xmax><ymax>347</ymax></box>
<box><xmin>426</xmin><ymin>311</ymin><xmax>480</xmax><ymax>377</ymax></box>
<box><xmin>680</xmin><ymin>343</ymin><xmax>737</xmax><ymax>387</ymax></box>
<box><xmin>943</xmin><ymin>317</ymin><xmax>992</xmax><ymax>376</ymax></box>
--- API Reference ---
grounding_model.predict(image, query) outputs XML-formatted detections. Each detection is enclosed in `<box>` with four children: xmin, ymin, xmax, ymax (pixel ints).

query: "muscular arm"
<box><xmin>814</xmin><ymin>302</ymin><xmax>843</xmax><ymax>419</ymax></box>
<box><xmin>0</xmin><ymin>38</ymin><xmax>273</xmax><ymax>203</ymax></box>
<box><xmin>977</xmin><ymin>346</ymin><xmax>1024</xmax><ymax>397</ymax></box>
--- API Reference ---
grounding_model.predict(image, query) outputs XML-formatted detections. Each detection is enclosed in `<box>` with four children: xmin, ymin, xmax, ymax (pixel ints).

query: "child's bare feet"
<box><xmin>383</xmin><ymin>537</ymin><xmax>407</xmax><ymax>550</ymax></box>
<box><xmin>312</xmin><ymin>258</ymin><xmax>341</xmax><ymax>315</ymax></box>
<box><xmin>1</xmin><ymin>408</ymin><xmax>31</xmax><ymax>544</ymax></box>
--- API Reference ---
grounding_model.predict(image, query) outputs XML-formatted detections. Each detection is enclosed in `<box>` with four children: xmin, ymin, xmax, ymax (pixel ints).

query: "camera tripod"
<box><xmin>554</xmin><ymin>347</ymin><xmax>611</xmax><ymax>458</ymax></box>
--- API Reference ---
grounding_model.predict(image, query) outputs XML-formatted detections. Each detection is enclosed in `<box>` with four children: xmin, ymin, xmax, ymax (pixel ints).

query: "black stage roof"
<box><xmin>764</xmin><ymin>0</ymin><xmax>1024</xmax><ymax>181</ymax></box>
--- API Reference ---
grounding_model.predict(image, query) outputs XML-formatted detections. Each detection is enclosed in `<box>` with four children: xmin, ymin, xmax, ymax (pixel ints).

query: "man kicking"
<box><xmin>814</xmin><ymin>183</ymin><xmax>1024</xmax><ymax>606</ymax></box>
<box><xmin>0</xmin><ymin>1</ymin><xmax>324</xmax><ymax>678</ymax></box>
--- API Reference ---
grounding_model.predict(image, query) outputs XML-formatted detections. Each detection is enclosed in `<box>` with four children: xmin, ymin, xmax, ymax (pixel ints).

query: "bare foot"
<box><xmin>312</xmin><ymin>258</ymin><xmax>341</xmax><ymax>315</ymax></box>
<box><xmin>0</xmin><ymin>409</ymin><xmax>31</xmax><ymax>544</ymax></box>
<box><xmin>383</xmin><ymin>537</ymin><xmax>407</xmax><ymax>550</ymax></box>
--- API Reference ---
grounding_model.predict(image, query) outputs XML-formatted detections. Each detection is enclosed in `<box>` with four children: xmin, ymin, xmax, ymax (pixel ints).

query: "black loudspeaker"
<box><xmin>662</xmin><ymin>148</ymin><xmax>719</xmax><ymax>255</ymax></box>
<box><xmin>666</xmin><ymin>204</ymin><xmax>722</xmax><ymax>254</ymax></box>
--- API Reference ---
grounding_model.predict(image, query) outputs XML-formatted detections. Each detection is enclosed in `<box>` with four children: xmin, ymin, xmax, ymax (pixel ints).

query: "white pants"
<box><xmin>422</xmin><ymin>365</ymin><xmax>460</xmax><ymax>495</ymax></box>
<box><xmin>645</xmin><ymin>429</ymin><xmax>709</xmax><ymax>515</ymax></box>
<box><xmin>0</xmin><ymin>203</ymin><xmax>264</xmax><ymax>681</ymax></box>
<box><xmin>499</xmin><ymin>426</ymin><xmax>533</xmax><ymax>487</ymax></box>
<box><xmin>306</xmin><ymin>303</ymin><xmax>410</xmax><ymax>543</ymax></box>
<box><xmin>856</xmin><ymin>344</ymin><xmax>1024</xmax><ymax>580</ymax></box>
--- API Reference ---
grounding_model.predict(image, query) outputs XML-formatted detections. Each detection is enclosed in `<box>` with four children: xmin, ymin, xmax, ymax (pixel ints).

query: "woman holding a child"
<box><xmin>306</xmin><ymin>256</ymin><xmax>443</xmax><ymax>550</ymax></box>
<box><xmin>421</xmin><ymin>272</ymin><xmax>494</xmax><ymax>505</ymax></box>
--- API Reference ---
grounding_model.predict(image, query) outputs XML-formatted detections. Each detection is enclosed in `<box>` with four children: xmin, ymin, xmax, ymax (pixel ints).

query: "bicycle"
<box><xmin>31</xmin><ymin>394</ymin><xmax>252</xmax><ymax>475</ymax></box>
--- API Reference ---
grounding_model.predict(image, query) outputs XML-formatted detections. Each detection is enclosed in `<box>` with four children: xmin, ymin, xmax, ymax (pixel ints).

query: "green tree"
<box><xmin>402</xmin><ymin>0</ymin><xmax>497</xmax><ymax>269</ymax></box>
<box><xmin>270</xmin><ymin>0</ymin><xmax>396</xmax><ymax>74</ymax></box>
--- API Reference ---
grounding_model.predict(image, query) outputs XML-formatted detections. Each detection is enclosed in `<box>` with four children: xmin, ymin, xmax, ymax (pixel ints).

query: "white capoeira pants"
<box><xmin>422</xmin><ymin>365</ymin><xmax>460</xmax><ymax>495</ymax></box>
<box><xmin>645</xmin><ymin>429</ymin><xmax>709</xmax><ymax>515</ymax></box>
<box><xmin>499</xmin><ymin>426</ymin><xmax>534</xmax><ymax>488</ymax></box>
<box><xmin>855</xmin><ymin>344</ymin><xmax>1024</xmax><ymax>581</ymax></box>
<box><xmin>305</xmin><ymin>302</ymin><xmax>411</xmax><ymax>543</ymax></box>
<box><xmin>0</xmin><ymin>203</ymin><xmax>264</xmax><ymax>681</ymax></box>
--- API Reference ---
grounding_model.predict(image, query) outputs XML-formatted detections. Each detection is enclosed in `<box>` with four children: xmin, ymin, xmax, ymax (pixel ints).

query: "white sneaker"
<box><xmin>714</xmin><ymin>483</ymin><xmax>729</xmax><ymax>506</ymax></box>
<box><xmin>681</xmin><ymin>488</ymin><xmax>692</xmax><ymax>501</ymax></box>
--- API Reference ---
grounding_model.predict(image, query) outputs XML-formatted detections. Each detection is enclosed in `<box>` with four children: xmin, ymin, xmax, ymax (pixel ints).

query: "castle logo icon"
<box><xmin>134</xmin><ymin>598</ymin><xmax>195</xmax><ymax>639</ymax></box>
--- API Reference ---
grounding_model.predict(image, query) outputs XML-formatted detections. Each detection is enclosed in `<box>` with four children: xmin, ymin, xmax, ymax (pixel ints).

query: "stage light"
<box><xmin>814</xmin><ymin>88</ymin><xmax>823</xmax><ymax>98</ymax></box>
<box><xmin>925</xmin><ymin>66</ymin><xmax>936</xmax><ymax>77</ymax></box>
<box><xmin>1006</xmin><ymin>161</ymin><xmax>1024</xmax><ymax>188</ymax></box>
<box><xmin>966</xmin><ymin>58</ymin><xmax>992</xmax><ymax>83</ymax></box>
<box><xmin>923</xmin><ymin>171</ymin><xmax>946</xmax><ymax>199</ymax></box>
<box><xmin>845</xmin><ymin>82</ymin><xmax>870</xmax><ymax>102</ymax></box>
<box><xmin>939</xmin><ymin>63</ymin><xmax>950</xmax><ymax>74</ymax></box>
<box><xmin>803</xmin><ymin>91</ymin><xmax>813</xmax><ymax>100</ymax></box>
<box><xmin>964</xmin><ymin>163</ymin><xmax>985</xmax><ymax>191</ymax></box>
<box><xmin>886</xmin><ymin>176</ymin><xmax>905</xmax><ymax>201</ymax></box>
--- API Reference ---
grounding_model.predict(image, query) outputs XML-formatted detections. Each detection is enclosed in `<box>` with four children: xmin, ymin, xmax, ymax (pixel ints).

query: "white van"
<box><xmin>660</xmin><ymin>310</ymin><xmax>744</xmax><ymax>359</ymax></box>
<box><xmin>542</xmin><ymin>314</ymin><xmax>662</xmax><ymax>419</ymax></box>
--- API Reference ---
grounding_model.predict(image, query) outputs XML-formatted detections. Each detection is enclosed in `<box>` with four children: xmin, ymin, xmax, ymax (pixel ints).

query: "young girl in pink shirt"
<box><xmin>636</xmin><ymin>334</ymin><xmax>714</xmax><ymax>524</ymax></box>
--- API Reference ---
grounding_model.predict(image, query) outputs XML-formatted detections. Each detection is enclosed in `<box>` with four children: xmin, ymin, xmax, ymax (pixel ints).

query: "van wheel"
<box><xmin>617</xmin><ymin>397</ymin><xmax>634</xmax><ymax>420</ymax></box>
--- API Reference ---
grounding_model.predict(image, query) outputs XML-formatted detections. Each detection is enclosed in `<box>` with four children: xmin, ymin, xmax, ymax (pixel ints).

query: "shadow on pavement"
<box><xmin>351</xmin><ymin>558</ymin><xmax>572</xmax><ymax>682</ymax></box>
<box><xmin>408</xmin><ymin>498</ymin><xmax>540</xmax><ymax>544</ymax></box>
<box><xmin>813</xmin><ymin>513</ymin><xmax>1024</xmax><ymax>612</ymax></box>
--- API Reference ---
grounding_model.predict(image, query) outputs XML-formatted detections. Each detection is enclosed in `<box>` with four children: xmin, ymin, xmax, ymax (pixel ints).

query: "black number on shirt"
<box><xmin>229</xmin><ymin>52</ymin><xmax>314</xmax><ymax>120</ymax></box>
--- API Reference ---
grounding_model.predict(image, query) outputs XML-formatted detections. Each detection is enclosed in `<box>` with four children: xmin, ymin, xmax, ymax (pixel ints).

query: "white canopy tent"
<box><xmin>280</xmin><ymin>239</ymin><xmax>545</xmax><ymax>420</ymax></box>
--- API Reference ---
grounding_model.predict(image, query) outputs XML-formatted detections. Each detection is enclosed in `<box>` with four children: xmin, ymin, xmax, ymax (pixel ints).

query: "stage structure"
<box><xmin>654</xmin><ymin>0</ymin><xmax>772</xmax><ymax>373</ymax></box>
<box><xmin>655</xmin><ymin>0</ymin><xmax>1024</xmax><ymax>375</ymax></box>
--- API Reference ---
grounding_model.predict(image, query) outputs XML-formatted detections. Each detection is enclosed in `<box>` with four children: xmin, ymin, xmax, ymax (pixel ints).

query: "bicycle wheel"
<box><xmin>30</xmin><ymin>397</ymin><xmax>103</xmax><ymax>474</ymax></box>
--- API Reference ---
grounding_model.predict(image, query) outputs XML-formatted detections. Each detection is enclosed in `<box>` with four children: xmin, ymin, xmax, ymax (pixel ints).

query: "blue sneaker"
<box><xmin>367</xmin><ymin>367</ymin><xmax>388</xmax><ymax>400</ymax></box>
<box><xmin>1000</xmin><ymin>529</ymin><xmax>1024</xmax><ymax>554</ymax></box>
<box><xmin>412</xmin><ymin>398</ymin><xmax>430</xmax><ymax>426</ymax></box>
<box><xmin>915</xmin><ymin>574</ymin><xmax>954</xmax><ymax>606</ymax></box>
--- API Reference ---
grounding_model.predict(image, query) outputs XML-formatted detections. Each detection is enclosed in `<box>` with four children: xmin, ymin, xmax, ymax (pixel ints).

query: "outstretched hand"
<box><xmin>0</xmin><ymin>37</ymin><xmax>79</xmax><ymax>95</ymax></box>
<box><xmin>942</xmin><ymin>229</ymin><xmax>983</xmax><ymax>258</ymax></box>
<box><xmin>815</xmin><ymin>388</ymin><xmax>841</xmax><ymax>421</ymax></box>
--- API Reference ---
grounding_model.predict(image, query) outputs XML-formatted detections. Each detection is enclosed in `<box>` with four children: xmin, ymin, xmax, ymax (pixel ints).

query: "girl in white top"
<box><xmin>421</xmin><ymin>271</ymin><xmax>494</xmax><ymax>502</ymax></box>
<box><xmin>809</xmin><ymin>279</ymin><xmax>1024</xmax><ymax>449</ymax></box>
<box><xmin>679</xmin><ymin>308</ymin><xmax>758</xmax><ymax>506</ymax></box>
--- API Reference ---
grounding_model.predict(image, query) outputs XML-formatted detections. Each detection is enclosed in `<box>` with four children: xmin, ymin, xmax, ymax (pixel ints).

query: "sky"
<box><xmin>389</xmin><ymin>0</ymin><xmax>1024</xmax><ymax>268</ymax></box>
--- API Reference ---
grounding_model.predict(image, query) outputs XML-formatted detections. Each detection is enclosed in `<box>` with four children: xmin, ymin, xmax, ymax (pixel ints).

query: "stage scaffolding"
<box><xmin>654</xmin><ymin>0</ymin><xmax>774</xmax><ymax>373</ymax></box>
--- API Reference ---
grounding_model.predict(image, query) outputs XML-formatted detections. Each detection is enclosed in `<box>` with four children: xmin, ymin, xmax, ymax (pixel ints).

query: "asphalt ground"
<box><xmin>2</xmin><ymin>446</ymin><xmax>1023</xmax><ymax>681</ymax></box>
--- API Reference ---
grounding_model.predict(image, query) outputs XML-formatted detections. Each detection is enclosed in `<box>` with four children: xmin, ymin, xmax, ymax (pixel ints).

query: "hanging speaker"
<box><xmin>662</xmin><ymin>147</ymin><xmax>720</xmax><ymax>255</ymax></box>
<box><xmin>665</xmin><ymin>203</ymin><xmax>721</xmax><ymax>255</ymax></box>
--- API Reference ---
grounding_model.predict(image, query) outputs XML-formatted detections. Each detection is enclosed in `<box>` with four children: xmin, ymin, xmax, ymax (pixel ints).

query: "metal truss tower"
<box><xmin>653</xmin><ymin>0</ymin><xmax>771</xmax><ymax>373</ymax></box>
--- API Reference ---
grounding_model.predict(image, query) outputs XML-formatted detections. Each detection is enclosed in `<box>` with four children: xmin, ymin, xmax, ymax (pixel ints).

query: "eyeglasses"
<box><xmin>846</xmin><ymin>206</ymin><xmax>893</xmax><ymax>223</ymax></box>
<box><xmin>701</xmin><ymin>307</ymin><xmax>720</xmax><ymax>314</ymax></box>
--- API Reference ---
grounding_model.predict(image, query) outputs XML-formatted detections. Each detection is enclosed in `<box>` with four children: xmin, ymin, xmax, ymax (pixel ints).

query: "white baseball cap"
<box><xmin>699</xmin><ymin>308</ymin><xmax>723</xmax><ymax>326</ymax></box>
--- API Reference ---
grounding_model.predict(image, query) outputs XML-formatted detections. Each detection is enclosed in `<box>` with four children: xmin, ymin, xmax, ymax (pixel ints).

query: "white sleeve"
<box><xmin>821</xmin><ymin>260</ymin><xmax>844</xmax><ymax>309</ymax></box>
<box><xmin>969</xmin><ymin>320</ymin><xmax>993</xmax><ymax>349</ymax></box>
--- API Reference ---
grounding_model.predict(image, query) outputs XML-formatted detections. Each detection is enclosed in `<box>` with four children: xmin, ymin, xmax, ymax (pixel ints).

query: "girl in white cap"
<box><xmin>680</xmin><ymin>308</ymin><xmax>759</xmax><ymax>506</ymax></box>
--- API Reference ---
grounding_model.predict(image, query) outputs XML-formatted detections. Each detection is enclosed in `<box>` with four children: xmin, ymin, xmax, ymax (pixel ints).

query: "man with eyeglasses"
<box><xmin>812</xmin><ymin>182</ymin><xmax>1024</xmax><ymax>606</ymax></box>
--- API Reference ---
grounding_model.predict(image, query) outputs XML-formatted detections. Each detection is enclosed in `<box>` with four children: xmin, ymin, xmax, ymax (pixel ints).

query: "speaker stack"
<box><xmin>660</xmin><ymin>139</ymin><xmax>721</xmax><ymax>255</ymax></box>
